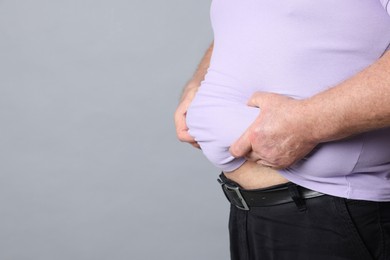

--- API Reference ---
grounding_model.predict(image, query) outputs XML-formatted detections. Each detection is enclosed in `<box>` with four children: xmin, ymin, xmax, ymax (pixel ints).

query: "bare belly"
<box><xmin>224</xmin><ymin>161</ymin><xmax>289</xmax><ymax>190</ymax></box>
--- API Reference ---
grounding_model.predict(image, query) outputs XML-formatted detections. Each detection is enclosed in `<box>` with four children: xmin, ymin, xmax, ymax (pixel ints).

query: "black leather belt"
<box><xmin>218</xmin><ymin>173</ymin><xmax>325</xmax><ymax>211</ymax></box>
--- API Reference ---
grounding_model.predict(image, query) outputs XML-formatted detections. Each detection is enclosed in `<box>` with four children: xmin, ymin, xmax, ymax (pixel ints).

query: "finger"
<box><xmin>257</xmin><ymin>159</ymin><xmax>288</xmax><ymax>170</ymax></box>
<box><xmin>190</xmin><ymin>142</ymin><xmax>201</xmax><ymax>149</ymax></box>
<box><xmin>229</xmin><ymin>131</ymin><xmax>252</xmax><ymax>158</ymax></box>
<box><xmin>256</xmin><ymin>160</ymin><xmax>277</xmax><ymax>168</ymax></box>
<box><xmin>247</xmin><ymin>91</ymin><xmax>268</xmax><ymax>107</ymax></box>
<box><xmin>174</xmin><ymin>109</ymin><xmax>187</xmax><ymax>129</ymax></box>
<box><xmin>247</xmin><ymin>92</ymin><xmax>292</xmax><ymax>107</ymax></box>
<box><xmin>244</xmin><ymin>150</ymin><xmax>261</xmax><ymax>162</ymax></box>
<box><xmin>175</xmin><ymin>107</ymin><xmax>196</xmax><ymax>143</ymax></box>
<box><xmin>178</xmin><ymin>129</ymin><xmax>196</xmax><ymax>143</ymax></box>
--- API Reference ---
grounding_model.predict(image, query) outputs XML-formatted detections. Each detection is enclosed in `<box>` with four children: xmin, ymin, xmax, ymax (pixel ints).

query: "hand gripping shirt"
<box><xmin>186</xmin><ymin>0</ymin><xmax>390</xmax><ymax>201</ymax></box>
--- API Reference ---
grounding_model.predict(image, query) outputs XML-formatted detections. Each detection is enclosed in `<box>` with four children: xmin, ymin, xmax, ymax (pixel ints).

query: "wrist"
<box><xmin>282</xmin><ymin>99</ymin><xmax>320</xmax><ymax>146</ymax></box>
<box><xmin>299</xmin><ymin>96</ymin><xmax>343</xmax><ymax>144</ymax></box>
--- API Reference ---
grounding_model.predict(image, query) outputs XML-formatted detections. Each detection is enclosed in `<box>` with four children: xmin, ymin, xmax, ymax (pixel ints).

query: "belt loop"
<box><xmin>287</xmin><ymin>183</ymin><xmax>307</xmax><ymax>212</ymax></box>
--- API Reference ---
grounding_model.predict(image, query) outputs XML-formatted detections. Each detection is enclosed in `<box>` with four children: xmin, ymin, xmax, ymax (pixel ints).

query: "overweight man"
<box><xmin>175</xmin><ymin>1</ymin><xmax>390</xmax><ymax>259</ymax></box>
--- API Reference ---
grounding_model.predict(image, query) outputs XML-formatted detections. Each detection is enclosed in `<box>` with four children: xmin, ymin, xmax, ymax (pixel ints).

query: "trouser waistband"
<box><xmin>218</xmin><ymin>173</ymin><xmax>325</xmax><ymax>211</ymax></box>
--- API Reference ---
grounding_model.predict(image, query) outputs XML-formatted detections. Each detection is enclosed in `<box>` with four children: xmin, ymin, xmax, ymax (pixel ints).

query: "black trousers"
<box><xmin>229</xmin><ymin>194</ymin><xmax>390</xmax><ymax>260</ymax></box>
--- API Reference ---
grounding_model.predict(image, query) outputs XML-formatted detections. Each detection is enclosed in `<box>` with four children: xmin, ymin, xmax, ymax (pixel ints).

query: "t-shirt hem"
<box><xmin>279</xmin><ymin>170</ymin><xmax>390</xmax><ymax>202</ymax></box>
<box><xmin>220</xmin><ymin>158</ymin><xmax>246</xmax><ymax>173</ymax></box>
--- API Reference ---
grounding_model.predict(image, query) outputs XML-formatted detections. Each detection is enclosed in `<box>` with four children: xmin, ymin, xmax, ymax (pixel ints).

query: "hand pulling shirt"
<box><xmin>186</xmin><ymin>0</ymin><xmax>390</xmax><ymax>201</ymax></box>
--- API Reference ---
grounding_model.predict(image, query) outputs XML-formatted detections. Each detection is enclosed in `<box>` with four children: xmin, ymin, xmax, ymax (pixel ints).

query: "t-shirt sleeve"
<box><xmin>380</xmin><ymin>0</ymin><xmax>390</xmax><ymax>15</ymax></box>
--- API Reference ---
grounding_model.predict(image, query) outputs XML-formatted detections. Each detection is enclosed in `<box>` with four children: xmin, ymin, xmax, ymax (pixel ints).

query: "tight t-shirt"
<box><xmin>186</xmin><ymin>0</ymin><xmax>390</xmax><ymax>201</ymax></box>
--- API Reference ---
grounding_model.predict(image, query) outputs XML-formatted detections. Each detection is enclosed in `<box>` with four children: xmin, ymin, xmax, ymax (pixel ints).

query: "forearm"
<box><xmin>304</xmin><ymin>51</ymin><xmax>390</xmax><ymax>143</ymax></box>
<box><xmin>181</xmin><ymin>42</ymin><xmax>214</xmax><ymax>100</ymax></box>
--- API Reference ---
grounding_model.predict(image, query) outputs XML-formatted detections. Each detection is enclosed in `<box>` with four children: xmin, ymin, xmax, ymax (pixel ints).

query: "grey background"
<box><xmin>0</xmin><ymin>1</ymin><xmax>230</xmax><ymax>259</ymax></box>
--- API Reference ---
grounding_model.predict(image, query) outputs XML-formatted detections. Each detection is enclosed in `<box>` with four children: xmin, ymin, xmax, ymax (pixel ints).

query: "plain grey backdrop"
<box><xmin>0</xmin><ymin>1</ymin><xmax>230</xmax><ymax>259</ymax></box>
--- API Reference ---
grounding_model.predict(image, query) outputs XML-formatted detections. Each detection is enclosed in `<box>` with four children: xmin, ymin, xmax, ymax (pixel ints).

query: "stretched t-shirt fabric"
<box><xmin>381</xmin><ymin>0</ymin><xmax>390</xmax><ymax>13</ymax></box>
<box><xmin>186</xmin><ymin>0</ymin><xmax>390</xmax><ymax>201</ymax></box>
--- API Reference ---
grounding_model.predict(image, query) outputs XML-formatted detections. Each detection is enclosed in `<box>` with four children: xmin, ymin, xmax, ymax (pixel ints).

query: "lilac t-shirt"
<box><xmin>186</xmin><ymin>0</ymin><xmax>390</xmax><ymax>201</ymax></box>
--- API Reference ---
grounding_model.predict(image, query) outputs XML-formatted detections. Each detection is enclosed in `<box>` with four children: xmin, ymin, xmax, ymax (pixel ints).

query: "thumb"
<box><xmin>229</xmin><ymin>130</ymin><xmax>252</xmax><ymax>158</ymax></box>
<box><xmin>247</xmin><ymin>91</ymin><xmax>269</xmax><ymax>108</ymax></box>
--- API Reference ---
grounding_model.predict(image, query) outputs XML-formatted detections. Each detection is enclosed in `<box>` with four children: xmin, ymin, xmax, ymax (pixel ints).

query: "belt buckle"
<box><xmin>218</xmin><ymin>178</ymin><xmax>250</xmax><ymax>211</ymax></box>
